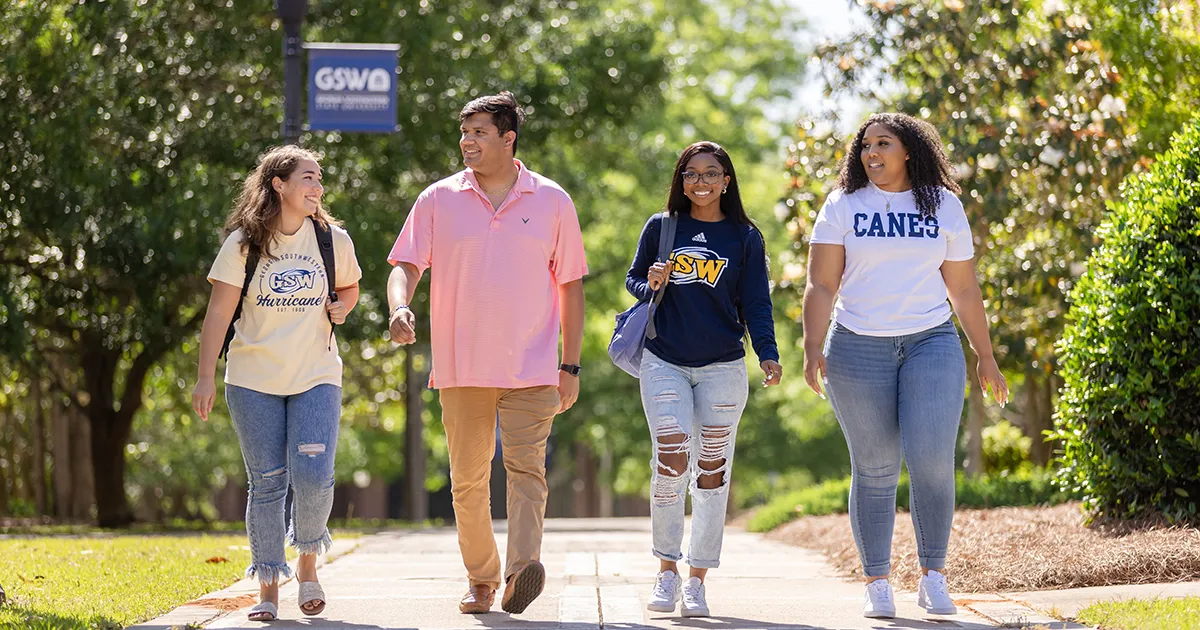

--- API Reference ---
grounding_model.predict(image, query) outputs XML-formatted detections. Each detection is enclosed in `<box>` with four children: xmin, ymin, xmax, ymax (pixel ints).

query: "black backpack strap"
<box><xmin>220</xmin><ymin>241</ymin><xmax>260</xmax><ymax>360</ymax></box>
<box><xmin>311</xmin><ymin>216</ymin><xmax>338</xmax><ymax>350</ymax></box>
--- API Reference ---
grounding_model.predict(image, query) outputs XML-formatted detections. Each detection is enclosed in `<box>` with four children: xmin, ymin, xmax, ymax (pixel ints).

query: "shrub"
<box><xmin>746</xmin><ymin>467</ymin><xmax>1077</xmax><ymax>532</ymax></box>
<box><xmin>982</xmin><ymin>420</ymin><xmax>1033</xmax><ymax>474</ymax></box>
<box><xmin>1053</xmin><ymin>120</ymin><xmax>1200</xmax><ymax>523</ymax></box>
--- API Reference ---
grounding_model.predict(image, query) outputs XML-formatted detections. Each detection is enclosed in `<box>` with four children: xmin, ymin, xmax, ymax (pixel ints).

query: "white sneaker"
<box><xmin>863</xmin><ymin>579</ymin><xmax>896</xmax><ymax>619</ymax></box>
<box><xmin>918</xmin><ymin>570</ymin><xmax>957</xmax><ymax>614</ymax></box>
<box><xmin>680</xmin><ymin>577</ymin><xmax>710</xmax><ymax>617</ymax></box>
<box><xmin>646</xmin><ymin>570</ymin><xmax>680</xmax><ymax>613</ymax></box>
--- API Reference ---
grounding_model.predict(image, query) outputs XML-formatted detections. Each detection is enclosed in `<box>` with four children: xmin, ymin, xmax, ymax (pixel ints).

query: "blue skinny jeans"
<box><xmin>823</xmin><ymin>319</ymin><xmax>965</xmax><ymax>577</ymax></box>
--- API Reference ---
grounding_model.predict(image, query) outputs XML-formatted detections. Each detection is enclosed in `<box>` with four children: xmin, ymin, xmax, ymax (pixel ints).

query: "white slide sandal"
<box><xmin>299</xmin><ymin>581</ymin><xmax>326</xmax><ymax>616</ymax></box>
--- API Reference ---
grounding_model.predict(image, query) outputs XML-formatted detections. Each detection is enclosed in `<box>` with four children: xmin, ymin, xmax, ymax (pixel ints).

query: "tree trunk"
<box><xmin>963</xmin><ymin>350</ymin><xmax>986</xmax><ymax>477</ymax></box>
<box><xmin>92</xmin><ymin>408</ymin><xmax>133</xmax><ymax>527</ymax></box>
<box><xmin>598</xmin><ymin>443</ymin><xmax>613</xmax><ymax>518</ymax></box>
<box><xmin>0</xmin><ymin>409</ymin><xmax>9</xmax><ymax>515</ymax></box>
<box><xmin>1024</xmin><ymin>369</ymin><xmax>1055</xmax><ymax>466</ymax></box>
<box><xmin>1043</xmin><ymin>369</ymin><xmax>1061</xmax><ymax>461</ymax></box>
<box><xmin>31</xmin><ymin>377</ymin><xmax>47</xmax><ymax>515</ymax></box>
<box><xmin>83</xmin><ymin>340</ymin><xmax>162</xmax><ymax>527</ymax></box>
<box><xmin>573</xmin><ymin>441</ymin><xmax>596</xmax><ymax>518</ymax></box>
<box><xmin>70</xmin><ymin>406</ymin><xmax>95</xmax><ymax>521</ymax></box>
<box><xmin>404</xmin><ymin>345</ymin><xmax>428</xmax><ymax>522</ymax></box>
<box><xmin>52</xmin><ymin>401</ymin><xmax>73</xmax><ymax>519</ymax></box>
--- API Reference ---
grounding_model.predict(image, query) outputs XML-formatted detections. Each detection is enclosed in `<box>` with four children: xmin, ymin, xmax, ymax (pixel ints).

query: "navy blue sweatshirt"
<box><xmin>625</xmin><ymin>213</ymin><xmax>779</xmax><ymax>367</ymax></box>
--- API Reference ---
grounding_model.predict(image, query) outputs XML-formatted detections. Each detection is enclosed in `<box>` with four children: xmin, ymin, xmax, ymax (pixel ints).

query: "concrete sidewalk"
<box><xmin>135</xmin><ymin>518</ymin><xmax>1091</xmax><ymax>630</ymax></box>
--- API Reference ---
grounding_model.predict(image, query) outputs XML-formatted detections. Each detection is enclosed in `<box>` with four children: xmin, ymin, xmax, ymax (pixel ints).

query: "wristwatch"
<box><xmin>559</xmin><ymin>363</ymin><xmax>582</xmax><ymax>376</ymax></box>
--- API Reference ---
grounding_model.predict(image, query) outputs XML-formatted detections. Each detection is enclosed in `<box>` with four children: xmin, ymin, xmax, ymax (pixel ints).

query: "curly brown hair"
<box><xmin>836</xmin><ymin>112</ymin><xmax>961</xmax><ymax>218</ymax></box>
<box><xmin>223</xmin><ymin>145</ymin><xmax>341</xmax><ymax>258</ymax></box>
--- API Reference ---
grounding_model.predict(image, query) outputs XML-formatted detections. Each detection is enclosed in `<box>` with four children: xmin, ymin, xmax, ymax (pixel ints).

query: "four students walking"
<box><xmin>191</xmin><ymin>100</ymin><xmax>1007</xmax><ymax>622</ymax></box>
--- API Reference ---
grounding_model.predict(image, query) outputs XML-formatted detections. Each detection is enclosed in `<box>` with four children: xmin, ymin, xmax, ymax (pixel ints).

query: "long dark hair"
<box><xmin>836</xmin><ymin>112</ymin><xmax>960</xmax><ymax>218</ymax></box>
<box><xmin>667</xmin><ymin>141</ymin><xmax>759</xmax><ymax>232</ymax></box>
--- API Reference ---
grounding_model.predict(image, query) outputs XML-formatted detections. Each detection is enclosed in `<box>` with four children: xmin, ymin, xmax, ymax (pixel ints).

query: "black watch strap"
<box><xmin>559</xmin><ymin>363</ymin><xmax>582</xmax><ymax>376</ymax></box>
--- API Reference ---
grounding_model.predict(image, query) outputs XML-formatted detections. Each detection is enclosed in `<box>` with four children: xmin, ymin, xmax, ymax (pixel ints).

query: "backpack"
<box><xmin>219</xmin><ymin>216</ymin><xmax>339</xmax><ymax>359</ymax></box>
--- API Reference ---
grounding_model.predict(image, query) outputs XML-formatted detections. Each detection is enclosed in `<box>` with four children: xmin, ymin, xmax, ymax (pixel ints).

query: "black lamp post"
<box><xmin>275</xmin><ymin>0</ymin><xmax>308</xmax><ymax>145</ymax></box>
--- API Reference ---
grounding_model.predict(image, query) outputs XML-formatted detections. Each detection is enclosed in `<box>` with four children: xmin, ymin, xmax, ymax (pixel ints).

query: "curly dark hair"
<box><xmin>836</xmin><ymin>112</ymin><xmax>961</xmax><ymax>218</ymax></box>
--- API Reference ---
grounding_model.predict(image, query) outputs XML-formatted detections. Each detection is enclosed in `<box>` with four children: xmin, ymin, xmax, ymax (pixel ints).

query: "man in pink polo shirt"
<box><xmin>386</xmin><ymin>91</ymin><xmax>587</xmax><ymax>615</ymax></box>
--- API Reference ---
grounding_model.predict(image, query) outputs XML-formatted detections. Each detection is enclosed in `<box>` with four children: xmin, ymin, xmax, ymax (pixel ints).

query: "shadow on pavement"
<box><xmin>651</xmin><ymin>614</ymin><xmax>998</xmax><ymax>629</ymax></box>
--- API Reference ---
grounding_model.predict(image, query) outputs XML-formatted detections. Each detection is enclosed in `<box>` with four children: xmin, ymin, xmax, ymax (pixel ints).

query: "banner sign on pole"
<box><xmin>306</xmin><ymin>43</ymin><xmax>400</xmax><ymax>133</ymax></box>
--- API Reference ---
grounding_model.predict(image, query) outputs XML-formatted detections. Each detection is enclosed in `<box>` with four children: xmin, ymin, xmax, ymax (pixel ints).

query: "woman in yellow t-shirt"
<box><xmin>191</xmin><ymin>145</ymin><xmax>362</xmax><ymax>621</ymax></box>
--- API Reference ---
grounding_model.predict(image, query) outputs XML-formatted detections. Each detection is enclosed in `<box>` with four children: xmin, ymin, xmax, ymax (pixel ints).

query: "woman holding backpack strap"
<box><xmin>624</xmin><ymin>141</ymin><xmax>782</xmax><ymax>618</ymax></box>
<box><xmin>191</xmin><ymin>145</ymin><xmax>362</xmax><ymax>621</ymax></box>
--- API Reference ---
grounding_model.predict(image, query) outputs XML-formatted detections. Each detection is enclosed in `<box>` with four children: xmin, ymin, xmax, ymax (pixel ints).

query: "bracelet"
<box><xmin>389</xmin><ymin>304</ymin><xmax>411</xmax><ymax>319</ymax></box>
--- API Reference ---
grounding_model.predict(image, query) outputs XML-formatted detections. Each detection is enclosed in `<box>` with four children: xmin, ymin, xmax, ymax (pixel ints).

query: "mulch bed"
<box><xmin>766</xmin><ymin>502</ymin><xmax>1200</xmax><ymax>592</ymax></box>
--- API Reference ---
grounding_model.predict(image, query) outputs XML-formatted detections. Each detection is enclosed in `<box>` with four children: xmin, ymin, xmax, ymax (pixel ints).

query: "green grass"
<box><xmin>0</xmin><ymin>518</ymin><xmax>438</xmax><ymax>537</ymax></box>
<box><xmin>0</xmin><ymin>522</ymin><xmax>383</xmax><ymax>629</ymax></box>
<box><xmin>1076</xmin><ymin>597</ymin><xmax>1200</xmax><ymax>629</ymax></box>
<box><xmin>746</xmin><ymin>467</ymin><xmax>1080</xmax><ymax>533</ymax></box>
<box><xmin>0</xmin><ymin>534</ymin><xmax>255</xmax><ymax>629</ymax></box>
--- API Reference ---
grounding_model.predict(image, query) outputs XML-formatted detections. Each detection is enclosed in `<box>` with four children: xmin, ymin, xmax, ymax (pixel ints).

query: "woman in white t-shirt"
<box><xmin>191</xmin><ymin>146</ymin><xmax>362</xmax><ymax>621</ymax></box>
<box><xmin>801</xmin><ymin>113</ymin><xmax>1009</xmax><ymax>619</ymax></box>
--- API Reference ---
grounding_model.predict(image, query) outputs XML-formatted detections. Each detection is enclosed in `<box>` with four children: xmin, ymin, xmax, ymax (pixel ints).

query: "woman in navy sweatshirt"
<box><xmin>625</xmin><ymin>141</ymin><xmax>782</xmax><ymax>618</ymax></box>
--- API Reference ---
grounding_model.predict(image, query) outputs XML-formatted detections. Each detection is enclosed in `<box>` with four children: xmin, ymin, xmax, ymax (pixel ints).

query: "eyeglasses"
<box><xmin>681</xmin><ymin>171</ymin><xmax>725</xmax><ymax>185</ymax></box>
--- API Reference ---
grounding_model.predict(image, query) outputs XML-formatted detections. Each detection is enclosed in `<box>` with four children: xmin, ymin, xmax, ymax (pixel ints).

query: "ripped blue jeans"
<box><xmin>640</xmin><ymin>349</ymin><xmax>748</xmax><ymax>569</ymax></box>
<box><xmin>226</xmin><ymin>383</ymin><xmax>341</xmax><ymax>584</ymax></box>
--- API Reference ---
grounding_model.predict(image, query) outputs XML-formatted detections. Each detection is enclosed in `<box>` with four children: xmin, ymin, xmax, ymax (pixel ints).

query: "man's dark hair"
<box><xmin>459</xmin><ymin>91</ymin><xmax>526</xmax><ymax>155</ymax></box>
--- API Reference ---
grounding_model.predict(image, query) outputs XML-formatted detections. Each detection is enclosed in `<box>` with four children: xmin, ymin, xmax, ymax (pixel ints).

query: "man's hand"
<box><xmin>557</xmin><ymin>371</ymin><xmax>580</xmax><ymax>413</ymax></box>
<box><xmin>389</xmin><ymin>306</ymin><xmax>417</xmax><ymax>345</ymax></box>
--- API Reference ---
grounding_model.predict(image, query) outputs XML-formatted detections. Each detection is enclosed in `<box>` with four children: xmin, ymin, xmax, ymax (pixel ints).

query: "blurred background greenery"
<box><xmin>0</xmin><ymin>0</ymin><xmax>1196</xmax><ymax>528</ymax></box>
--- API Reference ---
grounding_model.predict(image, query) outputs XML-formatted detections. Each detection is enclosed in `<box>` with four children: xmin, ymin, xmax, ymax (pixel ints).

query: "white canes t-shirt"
<box><xmin>809</xmin><ymin>183</ymin><xmax>975</xmax><ymax>336</ymax></box>
<box><xmin>208</xmin><ymin>220</ymin><xmax>363</xmax><ymax>395</ymax></box>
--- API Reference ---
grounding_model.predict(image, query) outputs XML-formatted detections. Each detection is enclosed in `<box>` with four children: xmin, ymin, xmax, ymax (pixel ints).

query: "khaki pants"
<box><xmin>439</xmin><ymin>386</ymin><xmax>560</xmax><ymax>590</ymax></box>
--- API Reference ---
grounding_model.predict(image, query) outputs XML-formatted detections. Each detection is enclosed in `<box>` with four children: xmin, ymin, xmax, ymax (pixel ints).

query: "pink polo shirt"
<box><xmin>388</xmin><ymin>160</ymin><xmax>588</xmax><ymax>389</ymax></box>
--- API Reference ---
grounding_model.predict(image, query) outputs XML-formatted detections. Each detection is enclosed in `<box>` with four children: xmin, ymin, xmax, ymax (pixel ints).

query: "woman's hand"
<box><xmin>647</xmin><ymin>261</ymin><xmax>674</xmax><ymax>291</ymax></box>
<box><xmin>191</xmin><ymin>376</ymin><xmax>217</xmax><ymax>422</ymax></box>
<box><xmin>803</xmin><ymin>344</ymin><xmax>827</xmax><ymax>399</ymax></box>
<box><xmin>326</xmin><ymin>296</ymin><xmax>347</xmax><ymax>324</ymax></box>
<box><xmin>760</xmin><ymin>359</ymin><xmax>783</xmax><ymax>387</ymax></box>
<box><xmin>977</xmin><ymin>354</ymin><xmax>1009</xmax><ymax>407</ymax></box>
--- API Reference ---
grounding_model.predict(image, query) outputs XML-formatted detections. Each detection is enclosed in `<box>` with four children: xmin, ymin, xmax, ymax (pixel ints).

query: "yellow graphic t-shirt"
<box><xmin>208</xmin><ymin>220</ymin><xmax>362</xmax><ymax>396</ymax></box>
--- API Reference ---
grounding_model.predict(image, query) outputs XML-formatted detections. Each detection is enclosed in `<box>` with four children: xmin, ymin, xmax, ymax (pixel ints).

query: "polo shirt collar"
<box><xmin>460</xmin><ymin>159</ymin><xmax>536</xmax><ymax>196</ymax></box>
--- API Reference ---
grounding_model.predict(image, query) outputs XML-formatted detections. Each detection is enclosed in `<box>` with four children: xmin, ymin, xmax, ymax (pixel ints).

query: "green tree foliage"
<box><xmin>2</xmin><ymin>0</ymin><xmax>818</xmax><ymax>522</ymax></box>
<box><xmin>778</xmin><ymin>0</ymin><xmax>1200</xmax><ymax>463</ymax></box>
<box><xmin>1053</xmin><ymin>120</ymin><xmax>1200</xmax><ymax>522</ymax></box>
<box><xmin>1</xmin><ymin>1</ymin><xmax>280</xmax><ymax>525</ymax></box>
<box><xmin>0</xmin><ymin>0</ymin><xmax>673</xmax><ymax>524</ymax></box>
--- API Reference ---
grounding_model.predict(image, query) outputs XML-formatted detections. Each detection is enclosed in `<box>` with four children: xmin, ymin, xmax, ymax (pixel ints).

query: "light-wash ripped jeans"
<box><xmin>822</xmin><ymin>319</ymin><xmax>966</xmax><ymax>577</ymax></box>
<box><xmin>226</xmin><ymin>383</ymin><xmax>341</xmax><ymax>584</ymax></box>
<box><xmin>639</xmin><ymin>349</ymin><xmax>748</xmax><ymax>569</ymax></box>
